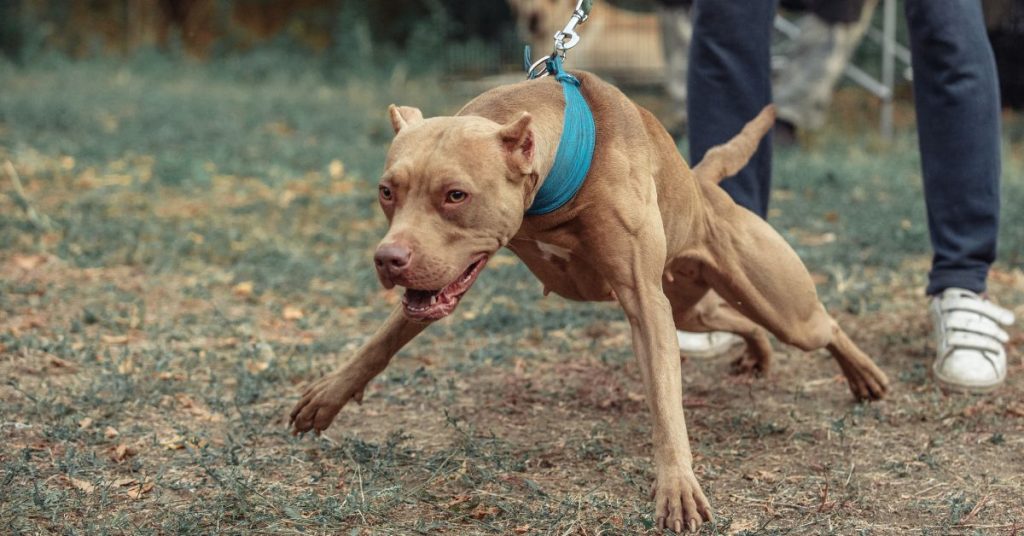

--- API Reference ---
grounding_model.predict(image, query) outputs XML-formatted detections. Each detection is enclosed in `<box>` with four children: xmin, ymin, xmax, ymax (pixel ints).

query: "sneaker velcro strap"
<box><xmin>943</xmin><ymin>311</ymin><xmax>1010</xmax><ymax>343</ymax></box>
<box><xmin>939</xmin><ymin>296</ymin><xmax>1015</xmax><ymax>326</ymax></box>
<box><xmin>943</xmin><ymin>331</ymin><xmax>1006</xmax><ymax>355</ymax></box>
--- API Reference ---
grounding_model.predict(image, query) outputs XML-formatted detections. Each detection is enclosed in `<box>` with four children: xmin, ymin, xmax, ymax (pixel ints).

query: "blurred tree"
<box><xmin>0</xmin><ymin>0</ymin><xmax>25</xmax><ymax>59</ymax></box>
<box><xmin>5</xmin><ymin>0</ymin><xmax>521</xmax><ymax>67</ymax></box>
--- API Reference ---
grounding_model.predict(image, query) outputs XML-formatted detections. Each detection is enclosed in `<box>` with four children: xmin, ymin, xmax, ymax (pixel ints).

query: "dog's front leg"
<box><xmin>592</xmin><ymin>219</ymin><xmax>713</xmax><ymax>532</ymax></box>
<box><xmin>290</xmin><ymin>306</ymin><xmax>428</xmax><ymax>434</ymax></box>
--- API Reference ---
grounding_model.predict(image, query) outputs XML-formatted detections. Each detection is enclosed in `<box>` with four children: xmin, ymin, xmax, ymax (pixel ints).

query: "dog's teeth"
<box><xmin>430</xmin><ymin>295</ymin><xmax>438</xmax><ymax>305</ymax></box>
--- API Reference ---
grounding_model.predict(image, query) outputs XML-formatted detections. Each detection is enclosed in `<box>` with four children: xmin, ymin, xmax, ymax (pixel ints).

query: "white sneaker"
<box><xmin>930</xmin><ymin>288</ymin><xmax>1015</xmax><ymax>393</ymax></box>
<box><xmin>676</xmin><ymin>330</ymin><xmax>745</xmax><ymax>359</ymax></box>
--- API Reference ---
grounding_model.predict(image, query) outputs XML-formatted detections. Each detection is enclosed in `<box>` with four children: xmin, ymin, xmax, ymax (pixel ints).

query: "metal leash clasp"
<box><xmin>525</xmin><ymin>0</ymin><xmax>592</xmax><ymax>79</ymax></box>
<box><xmin>554</xmin><ymin>0</ymin><xmax>590</xmax><ymax>53</ymax></box>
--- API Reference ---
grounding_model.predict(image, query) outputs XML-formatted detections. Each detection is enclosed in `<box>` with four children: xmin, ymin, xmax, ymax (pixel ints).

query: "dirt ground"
<box><xmin>2</xmin><ymin>61</ymin><xmax>1024</xmax><ymax>534</ymax></box>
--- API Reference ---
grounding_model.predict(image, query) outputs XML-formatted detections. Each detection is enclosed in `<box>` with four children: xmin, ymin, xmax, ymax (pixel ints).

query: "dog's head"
<box><xmin>374</xmin><ymin>105</ymin><xmax>536</xmax><ymax>322</ymax></box>
<box><xmin>507</xmin><ymin>0</ymin><xmax>574</xmax><ymax>52</ymax></box>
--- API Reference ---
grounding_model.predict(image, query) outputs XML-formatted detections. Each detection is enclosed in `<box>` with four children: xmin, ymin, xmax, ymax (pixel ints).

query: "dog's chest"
<box><xmin>507</xmin><ymin>238</ymin><xmax>615</xmax><ymax>302</ymax></box>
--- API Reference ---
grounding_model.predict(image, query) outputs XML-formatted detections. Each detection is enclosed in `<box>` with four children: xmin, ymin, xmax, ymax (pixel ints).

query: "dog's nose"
<box><xmin>374</xmin><ymin>243</ymin><xmax>412</xmax><ymax>280</ymax></box>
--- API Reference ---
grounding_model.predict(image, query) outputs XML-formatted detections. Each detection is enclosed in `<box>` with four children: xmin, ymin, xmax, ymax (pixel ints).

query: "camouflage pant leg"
<box><xmin>774</xmin><ymin>0</ymin><xmax>878</xmax><ymax>131</ymax></box>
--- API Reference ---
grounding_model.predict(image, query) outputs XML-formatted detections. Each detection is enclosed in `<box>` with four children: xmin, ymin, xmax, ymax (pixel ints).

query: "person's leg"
<box><xmin>904</xmin><ymin>0</ymin><xmax>1001</xmax><ymax>296</ymax></box>
<box><xmin>774</xmin><ymin>0</ymin><xmax>878</xmax><ymax>133</ymax></box>
<box><xmin>657</xmin><ymin>2</ymin><xmax>692</xmax><ymax>137</ymax></box>
<box><xmin>687</xmin><ymin>0</ymin><xmax>776</xmax><ymax>217</ymax></box>
<box><xmin>905</xmin><ymin>0</ymin><xmax>1014</xmax><ymax>393</ymax></box>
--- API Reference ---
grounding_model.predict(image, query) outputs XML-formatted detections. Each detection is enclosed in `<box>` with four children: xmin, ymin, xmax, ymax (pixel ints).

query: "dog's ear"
<box><xmin>388</xmin><ymin>105</ymin><xmax>424</xmax><ymax>134</ymax></box>
<box><xmin>498</xmin><ymin>112</ymin><xmax>534</xmax><ymax>174</ymax></box>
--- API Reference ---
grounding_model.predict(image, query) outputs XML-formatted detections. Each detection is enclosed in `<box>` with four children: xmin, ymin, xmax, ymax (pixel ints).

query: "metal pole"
<box><xmin>880</xmin><ymin>0</ymin><xmax>897</xmax><ymax>140</ymax></box>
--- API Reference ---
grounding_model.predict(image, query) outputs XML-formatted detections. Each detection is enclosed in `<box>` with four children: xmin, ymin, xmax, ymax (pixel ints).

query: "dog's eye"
<box><xmin>446</xmin><ymin>190</ymin><xmax>468</xmax><ymax>204</ymax></box>
<box><xmin>379</xmin><ymin>185</ymin><xmax>393</xmax><ymax>201</ymax></box>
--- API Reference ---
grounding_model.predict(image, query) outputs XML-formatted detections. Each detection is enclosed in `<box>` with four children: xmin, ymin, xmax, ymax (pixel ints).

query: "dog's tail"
<box><xmin>692</xmin><ymin>105</ymin><xmax>776</xmax><ymax>185</ymax></box>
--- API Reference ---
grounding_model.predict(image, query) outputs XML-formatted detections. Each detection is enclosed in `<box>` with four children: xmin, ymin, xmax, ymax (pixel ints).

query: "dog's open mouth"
<box><xmin>401</xmin><ymin>255</ymin><xmax>488</xmax><ymax>321</ymax></box>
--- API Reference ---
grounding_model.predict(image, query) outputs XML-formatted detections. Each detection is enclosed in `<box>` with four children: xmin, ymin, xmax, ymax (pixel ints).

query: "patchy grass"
<box><xmin>1</xmin><ymin>57</ymin><xmax>1023</xmax><ymax>534</ymax></box>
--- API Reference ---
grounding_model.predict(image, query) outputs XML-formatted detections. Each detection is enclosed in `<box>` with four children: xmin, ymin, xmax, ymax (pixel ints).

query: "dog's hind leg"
<box><xmin>670</xmin><ymin>287</ymin><xmax>774</xmax><ymax>375</ymax></box>
<box><xmin>663</xmin><ymin>264</ymin><xmax>774</xmax><ymax>374</ymax></box>
<box><xmin>697</xmin><ymin>185</ymin><xmax>889</xmax><ymax>400</ymax></box>
<box><xmin>290</xmin><ymin>306</ymin><xmax>429</xmax><ymax>434</ymax></box>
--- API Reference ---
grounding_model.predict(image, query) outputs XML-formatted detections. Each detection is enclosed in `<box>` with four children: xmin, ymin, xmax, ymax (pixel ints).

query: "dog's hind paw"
<box><xmin>729</xmin><ymin>351</ymin><xmax>769</xmax><ymax>377</ymax></box>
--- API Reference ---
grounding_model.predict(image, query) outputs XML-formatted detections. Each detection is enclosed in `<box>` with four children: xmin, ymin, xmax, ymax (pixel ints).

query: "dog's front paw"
<box><xmin>289</xmin><ymin>372</ymin><xmax>367</xmax><ymax>435</ymax></box>
<box><xmin>651</xmin><ymin>465</ymin><xmax>713</xmax><ymax>533</ymax></box>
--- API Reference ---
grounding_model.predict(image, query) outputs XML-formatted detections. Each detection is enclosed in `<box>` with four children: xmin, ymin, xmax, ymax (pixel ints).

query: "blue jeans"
<box><xmin>687</xmin><ymin>0</ymin><xmax>1002</xmax><ymax>295</ymax></box>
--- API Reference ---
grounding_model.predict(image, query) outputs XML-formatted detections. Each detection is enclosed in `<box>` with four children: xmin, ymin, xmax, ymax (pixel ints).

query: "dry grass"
<box><xmin>1</xmin><ymin>60</ymin><xmax>1023</xmax><ymax>534</ymax></box>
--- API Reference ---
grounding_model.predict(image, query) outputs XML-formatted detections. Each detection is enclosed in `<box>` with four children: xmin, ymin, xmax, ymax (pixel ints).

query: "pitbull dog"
<box><xmin>290</xmin><ymin>71</ymin><xmax>889</xmax><ymax>531</ymax></box>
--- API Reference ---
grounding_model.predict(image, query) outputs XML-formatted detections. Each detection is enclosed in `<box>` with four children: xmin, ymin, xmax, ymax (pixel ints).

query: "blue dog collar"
<box><xmin>525</xmin><ymin>56</ymin><xmax>595</xmax><ymax>216</ymax></box>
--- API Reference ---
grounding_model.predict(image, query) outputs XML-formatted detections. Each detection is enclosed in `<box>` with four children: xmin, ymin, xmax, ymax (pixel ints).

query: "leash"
<box><xmin>524</xmin><ymin>0</ymin><xmax>592</xmax><ymax>80</ymax></box>
<box><xmin>522</xmin><ymin>0</ymin><xmax>596</xmax><ymax>216</ymax></box>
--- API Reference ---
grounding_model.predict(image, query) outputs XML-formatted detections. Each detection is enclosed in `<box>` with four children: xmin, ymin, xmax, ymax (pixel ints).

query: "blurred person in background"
<box><xmin>656</xmin><ymin>0</ymin><xmax>879</xmax><ymax>142</ymax></box>
<box><xmin>772</xmin><ymin>0</ymin><xmax>879</xmax><ymax>144</ymax></box>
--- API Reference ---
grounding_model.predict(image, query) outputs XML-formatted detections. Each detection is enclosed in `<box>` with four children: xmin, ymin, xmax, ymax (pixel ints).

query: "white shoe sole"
<box><xmin>933</xmin><ymin>368</ymin><xmax>1005</xmax><ymax>395</ymax></box>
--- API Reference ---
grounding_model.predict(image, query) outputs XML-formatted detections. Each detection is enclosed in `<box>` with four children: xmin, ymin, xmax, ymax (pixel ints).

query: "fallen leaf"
<box><xmin>962</xmin><ymin>401</ymin><xmax>991</xmax><ymax>417</ymax></box>
<box><xmin>513</xmin><ymin>525</ymin><xmax>530</xmax><ymax>534</ymax></box>
<box><xmin>445</xmin><ymin>494</ymin><xmax>472</xmax><ymax>508</ymax></box>
<box><xmin>67</xmin><ymin>476</ymin><xmax>95</xmax><ymax>494</ymax></box>
<box><xmin>174</xmin><ymin>393</ymin><xmax>225</xmax><ymax>422</ymax></box>
<box><xmin>245</xmin><ymin>360</ymin><xmax>270</xmax><ymax>374</ymax></box>
<box><xmin>48</xmin><ymin>356</ymin><xmax>77</xmax><ymax>370</ymax></box>
<box><xmin>824</xmin><ymin>211</ymin><xmax>840</xmax><ymax>223</ymax></box>
<box><xmin>102</xmin><ymin>334</ymin><xmax>130</xmax><ymax>345</ymax></box>
<box><xmin>126</xmin><ymin>481</ymin><xmax>154</xmax><ymax>499</ymax></box>
<box><xmin>13</xmin><ymin>254</ymin><xmax>47</xmax><ymax>271</ymax></box>
<box><xmin>469</xmin><ymin>504</ymin><xmax>499</xmax><ymax>519</ymax></box>
<box><xmin>796</xmin><ymin>231</ymin><xmax>837</xmax><ymax>247</ymax></box>
<box><xmin>330</xmin><ymin>180</ymin><xmax>354</xmax><ymax>194</ymax></box>
<box><xmin>282</xmin><ymin>306</ymin><xmax>304</xmax><ymax>320</ymax></box>
<box><xmin>216</xmin><ymin>337</ymin><xmax>239</xmax><ymax>349</ymax></box>
<box><xmin>161</xmin><ymin>435</ymin><xmax>185</xmax><ymax>450</ymax></box>
<box><xmin>232</xmin><ymin>281</ymin><xmax>254</xmax><ymax>297</ymax></box>
<box><xmin>111</xmin><ymin>443</ymin><xmax>138</xmax><ymax>462</ymax></box>
<box><xmin>78</xmin><ymin>417</ymin><xmax>93</xmax><ymax>429</ymax></box>
<box><xmin>104</xmin><ymin>426</ymin><xmax>120</xmax><ymax>439</ymax></box>
<box><xmin>328</xmin><ymin>159</ymin><xmax>345</xmax><ymax>180</ymax></box>
<box><xmin>729</xmin><ymin>518</ymin><xmax>757</xmax><ymax>532</ymax></box>
<box><xmin>117</xmin><ymin>356</ymin><xmax>135</xmax><ymax>374</ymax></box>
<box><xmin>112</xmin><ymin>477</ymin><xmax>138</xmax><ymax>487</ymax></box>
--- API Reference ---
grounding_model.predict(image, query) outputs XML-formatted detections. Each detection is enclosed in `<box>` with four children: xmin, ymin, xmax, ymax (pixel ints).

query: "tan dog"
<box><xmin>507</xmin><ymin>0</ymin><xmax>666</xmax><ymax>82</ymax></box>
<box><xmin>290</xmin><ymin>71</ymin><xmax>889</xmax><ymax>531</ymax></box>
